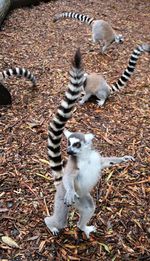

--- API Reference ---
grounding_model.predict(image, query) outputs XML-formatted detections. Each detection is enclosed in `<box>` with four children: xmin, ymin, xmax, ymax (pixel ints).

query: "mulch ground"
<box><xmin>0</xmin><ymin>0</ymin><xmax>150</xmax><ymax>260</ymax></box>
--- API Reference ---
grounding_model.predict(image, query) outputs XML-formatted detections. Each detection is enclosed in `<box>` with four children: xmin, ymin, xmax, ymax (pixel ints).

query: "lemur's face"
<box><xmin>67</xmin><ymin>135</ymin><xmax>83</xmax><ymax>155</ymax></box>
<box><xmin>115</xmin><ymin>34</ymin><xmax>124</xmax><ymax>44</ymax></box>
<box><xmin>64</xmin><ymin>130</ymin><xmax>94</xmax><ymax>156</ymax></box>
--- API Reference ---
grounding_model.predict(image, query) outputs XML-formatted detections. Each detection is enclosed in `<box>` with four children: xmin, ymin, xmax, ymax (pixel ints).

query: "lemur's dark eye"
<box><xmin>73</xmin><ymin>142</ymin><xmax>81</xmax><ymax>148</ymax></box>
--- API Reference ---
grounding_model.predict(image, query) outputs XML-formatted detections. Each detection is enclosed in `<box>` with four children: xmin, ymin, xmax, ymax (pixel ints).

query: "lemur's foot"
<box><xmin>44</xmin><ymin>217</ymin><xmax>59</xmax><ymax>235</ymax></box>
<box><xmin>97</xmin><ymin>99</ymin><xmax>105</xmax><ymax>107</ymax></box>
<box><xmin>78</xmin><ymin>225</ymin><xmax>96</xmax><ymax>238</ymax></box>
<box><xmin>51</xmin><ymin>227</ymin><xmax>59</xmax><ymax>236</ymax></box>
<box><xmin>79</xmin><ymin>99</ymin><xmax>85</xmax><ymax>105</ymax></box>
<box><xmin>122</xmin><ymin>155</ymin><xmax>135</xmax><ymax>162</ymax></box>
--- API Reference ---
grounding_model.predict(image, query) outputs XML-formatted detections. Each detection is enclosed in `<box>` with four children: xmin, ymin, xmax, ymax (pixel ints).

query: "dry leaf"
<box><xmin>1</xmin><ymin>236</ymin><xmax>19</xmax><ymax>248</ymax></box>
<box><xmin>39</xmin><ymin>240</ymin><xmax>46</xmax><ymax>252</ymax></box>
<box><xmin>103</xmin><ymin>135</ymin><xmax>114</xmax><ymax>145</ymax></box>
<box><xmin>98</xmin><ymin>242</ymin><xmax>110</xmax><ymax>253</ymax></box>
<box><xmin>122</xmin><ymin>243</ymin><xmax>134</xmax><ymax>253</ymax></box>
<box><xmin>38</xmin><ymin>158</ymin><xmax>50</xmax><ymax>165</ymax></box>
<box><xmin>68</xmin><ymin>256</ymin><xmax>80</xmax><ymax>261</ymax></box>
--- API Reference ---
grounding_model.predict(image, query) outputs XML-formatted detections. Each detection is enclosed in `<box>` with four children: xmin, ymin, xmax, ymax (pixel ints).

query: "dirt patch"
<box><xmin>0</xmin><ymin>0</ymin><xmax>150</xmax><ymax>260</ymax></box>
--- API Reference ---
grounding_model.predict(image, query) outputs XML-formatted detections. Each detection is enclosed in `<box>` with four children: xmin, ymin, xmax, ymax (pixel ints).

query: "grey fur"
<box><xmin>92</xmin><ymin>20</ymin><xmax>124</xmax><ymax>53</ymax></box>
<box><xmin>79</xmin><ymin>43</ymin><xmax>150</xmax><ymax>106</ymax></box>
<box><xmin>45</xmin><ymin>130</ymin><xmax>135</xmax><ymax>238</ymax></box>
<box><xmin>79</xmin><ymin>73</ymin><xmax>110</xmax><ymax>106</ymax></box>
<box><xmin>53</xmin><ymin>12</ymin><xmax>124</xmax><ymax>53</ymax></box>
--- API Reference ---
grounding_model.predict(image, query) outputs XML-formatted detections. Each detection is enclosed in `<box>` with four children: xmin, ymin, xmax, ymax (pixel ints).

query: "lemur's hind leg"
<box><xmin>92</xmin><ymin>33</ymin><xmax>99</xmax><ymax>44</ymax></box>
<box><xmin>44</xmin><ymin>183</ymin><xmax>69</xmax><ymax>235</ymax></box>
<box><xmin>101</xmin><ymin>41</ymin><xmax>112</xmax><ymax>54</ymax></box>
<box><xmin>75</xmin><ymin>194</ymin><xmax>96</xmax><ymax>238</ymax></box>
<box><xmin>95</xmin><ymin>90</ymin><xmax>107</xmax><ymax>106</ymax></box>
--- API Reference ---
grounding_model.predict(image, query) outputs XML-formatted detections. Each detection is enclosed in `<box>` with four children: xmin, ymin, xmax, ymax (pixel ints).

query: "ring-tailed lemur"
<box><xmin>79</xmin><ymin>43</ymin><xmax>150</xmax><ymax>106</ymax></box>
<box><xmin>53</xmin><ymin>12</ymin><xmax>124</xmax><ymax>53</ymax></box>
<box><xmin>45</xmin><ymin>49</ymin><xmax>135</xmax><ymax>238</ymax></box>
<box><xmin>0</xmin><ymin>67</ymin><xmax>36</xmax><ymax>105</ymax></box>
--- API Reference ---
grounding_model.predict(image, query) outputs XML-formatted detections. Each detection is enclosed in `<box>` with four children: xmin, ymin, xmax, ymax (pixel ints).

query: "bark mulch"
<box><xmin>0</xmin><ymin>0</ymin><xmax>150</xmax><ymax>260</ymax></box>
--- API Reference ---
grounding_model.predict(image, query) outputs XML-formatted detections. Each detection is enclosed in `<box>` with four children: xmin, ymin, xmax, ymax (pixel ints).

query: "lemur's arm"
<box><xmin>63</xmin><ymin>157</ymin><xmax>79</xmax><ymax>206</ymax></box>
<box><xmin>63</xmin><ymin>169</ymin><xmax>77</xmax><ymax>192</ymax></box>
<box><xmin>100</xmin><ymin>155</ymin><xmax>135</xmax><ymax>170</ymax></box>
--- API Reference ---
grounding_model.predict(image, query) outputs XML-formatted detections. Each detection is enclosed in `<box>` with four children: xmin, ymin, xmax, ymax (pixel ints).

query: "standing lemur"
<box><xmin>0</xmin><ymin>67</ymin><xmax>36</xmax><ymax>105</ymax></box>
<box><xmin>79</xmin><ymin>43</ymin><xmax>150</xmax><ymax>106</ymax></box>
<box><xmin>45</xmin><ymin>49</ymin><xmax>135</xmax><ymax>238</ymax></box>
<box><xmin>53</xmin><ymin>12</ymin><xmax>124</xmax><ymax>53</ymax></box>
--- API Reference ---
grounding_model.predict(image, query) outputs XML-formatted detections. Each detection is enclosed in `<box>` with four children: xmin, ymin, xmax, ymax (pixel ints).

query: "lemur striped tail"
<box><xmin>110</xmin><ymin>43</ymin><xmax>150</xmax><ymax>92</ymax></box>
<box><xmin>0</xmin><ymin>67</ymin><xmax>36</xmax><ymax>86</ymax></box>
<box><xmin>48</xmin><ymin>49</ymin><xmax>84</xmax><ymax>183</ymax></box>
<box><xmin>53</xmin><ymin>12</ymin><xmax>94</xmax><ymax>25</ymax></box>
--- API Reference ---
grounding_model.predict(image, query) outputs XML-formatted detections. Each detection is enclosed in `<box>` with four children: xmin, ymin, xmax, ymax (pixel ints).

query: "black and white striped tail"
<box><xmin>53</xmin><ymin>12</ymin><xmax>94</xmax><ymax>25</ymax></box>
<box><xmin>0</xmin><ymin>67</ymin><xmax>36</xmax><ymax>86</ymax></box>
<box><xmin>110</xmin><ymin>43</ymin><xmax>150</xmax><ymax>93</ymax></box>
<box><xmin>48</xmin><ymin>49</ymin><xmax>84</xmax><ymax>184</ymax></box>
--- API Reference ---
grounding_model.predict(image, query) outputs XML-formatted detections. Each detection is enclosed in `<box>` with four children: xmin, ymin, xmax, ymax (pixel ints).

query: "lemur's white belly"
<box><xmin>75</xmin><ymin>151</ymin><xmax>101</xmax><ymax>196</ymax></box>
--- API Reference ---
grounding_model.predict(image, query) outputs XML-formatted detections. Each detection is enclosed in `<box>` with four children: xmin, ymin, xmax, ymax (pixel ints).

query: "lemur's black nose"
<box><xmin>67</xmin><ymin>148</ymin><xmax>76</xmax><ymax>155</ymax></box>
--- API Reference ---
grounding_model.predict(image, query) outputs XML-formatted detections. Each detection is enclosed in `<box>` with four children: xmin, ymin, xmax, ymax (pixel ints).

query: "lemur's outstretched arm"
<box><xmin>100</xmin><ymin>155</ymin><xmax>135</xmax><ymax>170</ymax></box>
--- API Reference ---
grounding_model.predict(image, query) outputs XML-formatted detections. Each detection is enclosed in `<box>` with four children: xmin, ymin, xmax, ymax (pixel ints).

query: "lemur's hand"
<box><xmin>64</xmin><ymin>190</ymin><xmax>79</xmax><ymax>206</ymax></box>
<box><xmin>122</xmin><ymin>156</ymin><xmax>135</xmax><ymax>162</ymax></box>
<box><xmin>78</xmin><ymin>99</ymin><xmax>84</xmax><ymax>105</ymax></box>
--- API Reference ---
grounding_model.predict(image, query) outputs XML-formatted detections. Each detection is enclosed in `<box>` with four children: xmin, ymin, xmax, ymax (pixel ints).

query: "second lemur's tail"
<box><xmin>48</xmin><ymin>49</ymin><xmax>84</xmax><ymax>184</ymax></box>
<box><xmin>0</xmin><ymin>67</ymin><xmax>36</xmax><ymax>86</ymax></box>
<box><xmin>53</xmin><ymin>12</ymin><xmax>94</xmax><ymax>25</ymax></box>
<box><xmin>110</xmin><ymin>43</ymin><xmax>150</xmax><ymax>93</ymax></box>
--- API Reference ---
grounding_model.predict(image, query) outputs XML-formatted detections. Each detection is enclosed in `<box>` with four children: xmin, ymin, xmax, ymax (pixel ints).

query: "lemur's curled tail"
<box><xmin>0</xmin><ymin>67</ymin><xmax>36</xmax><ymax>86</ymax></box>
<box><xmin>53</xmin><ymin>12</ymin><xmax>94</xmax><ymax>25</ymax></box>
<box><xmin>48</xmin><ymin>49</ymin><xmax>84</xmax><ymax>184</ymax></box>
<box><xmin>110</xmin><ymin>43</ymin><xmax>150</xmax><ymax>92</ymax></box>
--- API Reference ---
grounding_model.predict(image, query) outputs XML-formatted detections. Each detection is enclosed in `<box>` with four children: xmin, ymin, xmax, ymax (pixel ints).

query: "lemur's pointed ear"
<box><xmin>85</xmin><ymin>133</ymin><xmax>94</xmax><ymax>143</ymax></box>
<box><xmin>64</xmin><ymin>129</ymin><xmax>72</xmax><ymax>139</ymax></box>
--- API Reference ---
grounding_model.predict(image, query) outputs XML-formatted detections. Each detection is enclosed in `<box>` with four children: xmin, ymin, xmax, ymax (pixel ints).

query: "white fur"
<box><xmin>64</xmin><ymin>129</ymin><xmax>72</xmax><ymax>138</ymax></box>
<box><xmin>81</xmin><ymin>225</ymin><xmax>96</xmax><ymax>238</ymax></box>
<box><xmin>45</xmin><ymin>129</ymin><xmax>135</xmax><ymax>239</ymax></box>
<box><xmin>84</xmin><ymin>133</ymin><xmax>94</xmax><ymax>143</ymax></box>
<box><xmin>69</xmin><ymin>137</ymin><xmax>80</xmax><ymax>146</ymax></box>
<box><xmin>75</xmin><ymin>150</ymin><xmax>101</xmax><ymax>196</ymax></box>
